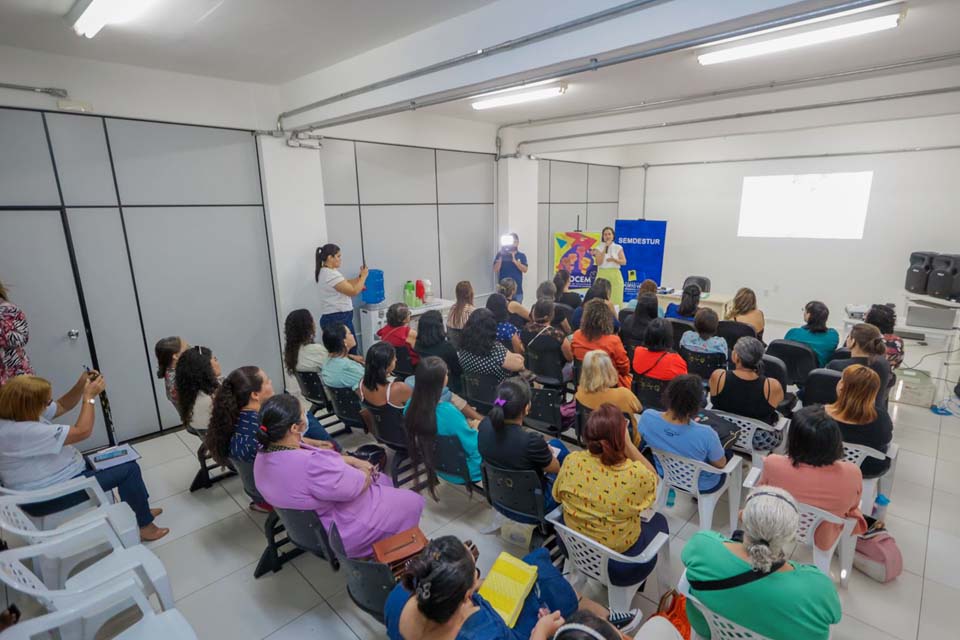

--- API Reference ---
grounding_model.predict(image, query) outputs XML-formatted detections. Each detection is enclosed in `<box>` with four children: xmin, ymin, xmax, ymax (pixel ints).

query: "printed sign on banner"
<box><xmin>553</xmin><ymin>231</ymin><xmax>601</xmax><ymax>291</ymax></box>
<box><xmin>615</xmin><ymin>220</ymin><xmax>668</xmax><ymax>302</ymax></box>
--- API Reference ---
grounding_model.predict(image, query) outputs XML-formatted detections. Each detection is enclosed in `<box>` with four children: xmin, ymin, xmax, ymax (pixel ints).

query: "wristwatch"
<box><xmin>86</xmin><ymin>398</ymin><xmax>95</xmax><ymax>405</ymax></box>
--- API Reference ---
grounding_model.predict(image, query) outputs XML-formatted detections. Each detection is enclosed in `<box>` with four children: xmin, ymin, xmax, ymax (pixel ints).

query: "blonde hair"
<box><xmin>580</xmin><ymin>350</ymin><xmax>618</xmax><ymax>393</ymax></box>
<box><xmin>831</xmin><ymin>364</ymin><xmax>880</xmax><ymax>424</ymax></box>
<box><xmin>0</xmin><ymin>375</ymin><xmax>53</xmax><ymax>422</ymax></box>
<box><xmin>726</xmin><ymin>287</ymin><xmax>757</xmax><ymax>320</ymax></box>
<box><xmin>742</xmin><ymin>486</ymin><xmax>799</xmax><ymax>572</ymax></box>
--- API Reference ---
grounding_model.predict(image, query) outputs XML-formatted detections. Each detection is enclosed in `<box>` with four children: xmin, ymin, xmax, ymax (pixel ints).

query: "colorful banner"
<box><xmin>553</xmin><ymin>231</ymin><xmax>601</xmax><ymax>291</ymax></box>
<box><xmin>615</xmin><ymin>220</ymin><xmax>668</xmax><ymax>302</ymax></box>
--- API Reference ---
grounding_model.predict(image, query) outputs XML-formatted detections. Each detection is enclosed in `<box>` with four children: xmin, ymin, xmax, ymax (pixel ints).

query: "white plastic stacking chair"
<box><xmin>709</xmin><ymin>411</ymin><xmax>788</xmax><ymax>468</ymax></box>
<box><xmin>677</xmin><ymin>571</ymin><xmax>775</xmax><ymax>640</ymax></box>
<box><xmin>0</xmin><ymin>479</ymin><xmax>138</xmax><ymax>588</ymax></box>
<box><xmin>841</xmin><ymin>442</ymin><xmax>899</xmax><ymax>515</ymax></box>
<box><xmin>633</xmin><ymin>616</ymin><xmax>685</xmax><ymax>640</ymax></box>
<box><xmin>0</xmin><ymin>521</ymin><xmax>174</xmax><ymax>640</ymax></box>
<box><xmin>0</xmin><ymin>477</ymin><xmax>118</xmax><ymax>532</ymax></box>
<box><xmin>650</xmin><ymin>449</ymin><xmax>743</xmax><ymax>536</ymax></box>
<box><xmin>546</xmin><ymin>506</ymin><xmax>671</xmax><ymax>612</ymax></box>
<box><xmin>0</xmin><ymin>577</ymin><xmax>197</xmax><ymax>640</ymax></box>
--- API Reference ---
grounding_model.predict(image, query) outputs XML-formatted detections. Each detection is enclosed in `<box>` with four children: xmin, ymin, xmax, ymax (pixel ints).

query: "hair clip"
<box><xmin>416</xmin><ymin>581</ymin><xmax>431</xmax><ymax>600</ymax></box>
<box><xmin>493</xmin><ymin>398</ymin><xmax>507</xmax><ymax>407</ymax></box>
<box><xmin>259</xmin><ymin>424</ymin><xmax>268</xmax><ymax>432</ymax></box>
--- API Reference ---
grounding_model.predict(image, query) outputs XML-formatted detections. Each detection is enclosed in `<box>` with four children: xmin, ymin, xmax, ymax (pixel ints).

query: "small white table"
<box><xmin>657</xmin><ymin>291</ymin><xmax>733</xmax><ymax>317</ymax></box>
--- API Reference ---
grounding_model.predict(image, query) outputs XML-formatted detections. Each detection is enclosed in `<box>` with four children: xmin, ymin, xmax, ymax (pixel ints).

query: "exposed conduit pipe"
<box><xmin>276</xmin><ymin>0</ymin><xmax>667</xmax><ymax>130</ymax></box>
<box><xmin>0</xmin><ymin>82</ymin><xmax>68</xmax><ymax>99</ymax></box>
<box><xmin>513</xmin><ymin>85</ymin><xmax>960</xmax><ymax>153</ymax></box>
<box><xmin>287</xmin><ymin>0</ymin><xmax>889</xmax><ymax>134</ymax></box>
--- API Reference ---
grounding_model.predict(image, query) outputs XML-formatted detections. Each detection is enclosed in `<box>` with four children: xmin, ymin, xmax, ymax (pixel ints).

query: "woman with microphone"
<box><xmin>592</xmin><ymin>226</ymin><xmax>626</xmax><ymax>307</ymax></box>
<box><xmin>315</xmin><ymin>243</ymin><xmax>368</xmax><ymax>340</ymax></box>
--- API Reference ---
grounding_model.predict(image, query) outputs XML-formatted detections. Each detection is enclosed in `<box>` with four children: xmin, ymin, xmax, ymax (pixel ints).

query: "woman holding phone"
<box><xmin>315</xmin><ymin>244</ymin><xmax>367</xmax><ymax>348</ymax></box>
<box><xmin>592</xmin><ymin>226</ymin><xmax>626</xmax><ymax>307</ymax></box>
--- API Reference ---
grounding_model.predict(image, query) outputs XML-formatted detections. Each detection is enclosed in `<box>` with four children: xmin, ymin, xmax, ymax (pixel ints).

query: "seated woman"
<box><xmin>553</xmin><ymin>404</ymin><xmax>666</xmax><ymax>614</ymax></box>
<box><xmin>154</xmin><ymin>335</ymin><xmax>188</xmax><ymax>407</ymax></box>
<box><xmin>664</xmin><ymin>284</ymin><xmax>700</xmax><ymax>322</ymax></box>
<box><xmin>284</xmin><ymin>308</ymin><xmax>335</xmax><ymax>437</ymax></box>
<box><xmin>0</xmin><ymin>373</ymin><xmax>169</xmax><ymax>541</ymax></box>
<box><xmin>865</xmin><ymin>304</ymin><xmax>904</xmax><ymax>370</ymax></box>
<box><xmin>710</xmin><ymin>337</ymin><xmax>784</xmax><ymax>451</ymax></box>
<box><xmin>485</xmin><ymin>293</ymin><xmax>524</xmax><ymax>354</ymax></box>
<box><xmin>680</xmin><ymin>308</ymin><xmax>728</xmax><ymax>357</ymax></box>
<box><xmin>458</xmin><ymin>309</ymin><xmax>525</xmax><ymax>382</ymax></box>
<box><xmin>520</xmin><ymin>299</ymin><xmax>573</xmax><ymax>381</ymax></box>
<box><xmin>377</xmin><ymin>302</ymin><xmax>419</xmax><ymax>366</ymax></box>
<box><xmin>575</xmin><ymin>350</ymin><xmax>642</xmax><ymax>442</ymax></box>
<box><xmin>638</xmin><ymin>375</ymin><xmax>727</xmax><ymax>493</ymax></box>
<box><xmin>174</xmin><ymin>345</ymin><xmax>221</xmax><ymax>434</ymax></box>
<box><xmin>553</xmin><ymin>268</ymin><xmax>582</xmax><ymax>310</ymax></box>
<box><xmin>498</xmin><ymin>277</ymin><xmax>530</xmax><ymax>329</ymax></box>
<box><xmin>682</xmin><ymin>487</ymin><xmax>841</xmax><ymax>640</ymax></box>
<box><xmin>321</xmin><ymin>323</ymin><xmax>365</xmax><ymax>390</ymax></box>
<box><xmin>535</xmin><ymin>281</ymin><xmax>571</xmax><ymax>335</ymax></box>
<box><xmin>360</xmin><ymin>341</ymin><xmax>413</xmax><ymax>407</ymax></box>
<box><xmin>620</xmin><ymin>292</ymin><xmax>660</xmax><ymax>356</ymax></box>
<box><xmin>385</xmin><ymin>535</ymin><xmax>642</xmax><ymax>640</ymax></box>
<box><xmin>631</xmin><ymin>318</ymin><xmax>687</xmax><ymax>381</ymax></box>
<box><xmin>825</xmin><ymin>365</ymin><xmax>893</xmax><ymax>478</ymax></box>
<box><xmin>827</xmin><ymin>323</ymin><xmax>892</xmax><ymax>407</ymax></box>
<box><xmin>254</xmin><ymin>393</ymin><xmax>425</xmax><ymax>558</ymax></box>
<box><xmin>759</xmin><ymin>405</ymin><xmax>867</xmax><ymax>551</ymax></box>
<box><xmin>478</xmin><ymin>378</ymin><xmax>566</xmax><ymax>521</ymax></box>
<box><xmin>572</xmin><ymin>299</ymin><xmax>632</xmax><ymax>389</ymax></box>
<box><xmin>784</xmin><ymin>301</ymin><xmax>839</xmax><ymax>367</ymax></box>
<box><xmin>725</xmin><ymin>287</ymin><xmax>765</xmax><ymax>339</ymax></box>
<box><xmin>405</xmin><ymin>356</ymin><xmax>482</xmax><ymax>495</ymax></box>
<box><xmin>414</xmin><ymin>310</ymin><xmax>464</xmax><ymax>394</ymax></box>
<box><xmin>571</xmin><ymin>279</ymin><xmax>618</xmax><ymax>330</ymax></box>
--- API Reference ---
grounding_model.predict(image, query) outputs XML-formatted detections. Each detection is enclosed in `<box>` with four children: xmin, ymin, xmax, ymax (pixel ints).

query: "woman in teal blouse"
<box><xmin>784</xmin><ymin>301</ymin><xmax>840</xmax><ymax>366</ymax></box>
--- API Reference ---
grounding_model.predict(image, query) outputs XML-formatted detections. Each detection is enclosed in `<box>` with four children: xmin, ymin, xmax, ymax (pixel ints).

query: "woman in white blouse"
<box><xmin>315</xmin><ymin>243</ymin><xmax>368</xmax><ymax>350</ymax></box>
<box><xmin>592</xmin><ymin>226</ymin><xmax>627</xmax><ymax>307</ymax></box>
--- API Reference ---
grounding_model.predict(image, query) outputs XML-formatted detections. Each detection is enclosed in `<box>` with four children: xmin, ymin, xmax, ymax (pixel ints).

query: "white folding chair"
<box><xmin>677</xmin><ymin>571</ymin><xmax>774</xmax><ymax>640</ymax></box>
<box><xmin>0</xmin><ymin>577</ymin><xmax>196</xmax><ymax>640</ymax></box>
<box><xmin>633</xmin><ymin>616</ymin><xmax>685</xmax><ymax>640</ymax></box>
<box><xmin>709</xmin><ymin>411</ymin><xmax>788</xmax><ymax>468</ymax></box>
<box><xmin>0</xmin><ymin>521</ymin><xmax>173</xmax><ymax>640</ymax></box>
<box><xmin>546</xmin><ymin>506</ymin><xmax>671</xmax><ymax>612</ymax></box>
<box><xmin>0</xmin><ymin>479</ymin><xmax>138</xmax><ymax>588</ymax></box>
<box><xmin>650</xmin><ymin>449</ymin><xmax>743</xmax><ymax>536</ymax></box>
<box><xmin>841</xmin><ymin>442</ymin><xmax>899</xmax><ymax>515</ymax></box>
<box><xmin>743</xmin><ymin>467</ymin><xmax>857</xmax><ymax>588</ymax></box>
<box><xmin>0</xmin><ymin>477</ymin><xmax>118</xmax><ymax>532</ymax></box>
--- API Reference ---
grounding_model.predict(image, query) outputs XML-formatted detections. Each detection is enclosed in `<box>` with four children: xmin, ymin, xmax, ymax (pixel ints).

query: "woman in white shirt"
<box><xmin>592</xmin><ymin>226</ymin><xmax>627</xmax><ymax>307</ymax></box>
<box><xmin>315</xmin><ymin>243</ymin><xmax>368</xmax><ymax>352</ymax></box>
<box><xmin>174</xmin><ymin>345</ymin><xmax>221</xmax><ymax>434</ymax></box>
<box><xmin>0</xmin><ymin>373</ymin><xmax>169</xmax><ymax>541</ymax></box>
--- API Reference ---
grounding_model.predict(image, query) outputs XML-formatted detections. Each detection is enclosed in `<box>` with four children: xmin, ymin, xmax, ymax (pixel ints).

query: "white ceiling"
<box><xmin>0</xmin><ymin>0</ymin><xmax>497</xmax><ymax>83</ymax></box>
<box><xmin>424</xmin><ymin>0</ymin><xmax>960</xmax><ymax>125</ymax></box>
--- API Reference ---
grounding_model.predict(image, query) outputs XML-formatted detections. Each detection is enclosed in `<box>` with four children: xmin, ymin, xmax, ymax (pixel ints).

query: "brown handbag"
<box><xmin>372</xmin><ymin>527</ymin><xmax>428</xmax><ymax>578</ymax></box>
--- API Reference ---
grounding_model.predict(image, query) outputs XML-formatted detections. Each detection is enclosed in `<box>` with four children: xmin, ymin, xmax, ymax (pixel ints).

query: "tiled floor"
<box><xmin>17</xmin><ymin>321</ymin><xmax>960</xmax><ymax>639</ymax></box>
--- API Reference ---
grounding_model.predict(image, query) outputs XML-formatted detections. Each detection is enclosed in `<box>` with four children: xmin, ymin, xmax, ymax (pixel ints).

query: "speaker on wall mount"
<box><xmin>927</xmin><ymin>254</ymin><xmax>960</xmax><ymax>300</ymax></box>
<box><xmin>904</xmin><ymin>251</ymin><xmax>938</xmax><ymax>294</ymax></box>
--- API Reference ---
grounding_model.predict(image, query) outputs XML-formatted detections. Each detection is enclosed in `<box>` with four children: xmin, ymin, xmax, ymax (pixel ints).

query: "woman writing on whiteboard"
<box><xmin>592</xmin><ymin>227</ymin><xmax>626</xmax><ymax>307</ymax></box>
<box><xmin>315</xmin><ymin>243</ymin><xmax>368</xmax><ymax>340</ymax></box>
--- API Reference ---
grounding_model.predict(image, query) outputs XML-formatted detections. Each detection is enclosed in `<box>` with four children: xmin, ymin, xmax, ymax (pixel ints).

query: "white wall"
<box><xmin>497</xmin><ymin>158</ymin><xmax>539</xmax><ymax>305</ymax></box>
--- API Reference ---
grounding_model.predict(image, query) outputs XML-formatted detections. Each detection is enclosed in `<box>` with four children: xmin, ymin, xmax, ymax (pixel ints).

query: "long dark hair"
<box><xmin>155</xmin><ymin>336</ymin><xmax>182</xmax><ymax>379</ymax></box>
<box><xmin>678</xmin><ymin>284</ymin><xmax>701</xmax><ymax>316</ymax></box>
<box><xmin>487</xmin><ymin>378</ymin><xmax>530</xmax><ymax>430</ymax></box>
<box><xmin>553</xmin><ymin>269</ymin><xmax>571</xmax><ymax>298</ymax></box>
<box><xmin>174</xmin><ymin>346</ymin><xmax>218</xmax><ymax>426</ymax></box>
<box><xmin>642</xmin><ymin>318</ymin><xmax>673</xmax><ymax>352</ymax></box>
<box><xmin>401</xmin><ymin>536</ymin><xmax>476</xmax><ymax>625</ymax></box>
<box><xmin>205</xmin><ymin>366</ymin><xmax>264</xmax><ymax>466</ymax></box>
<box><xmin>257</xmin><ymin>393</ymin><xmax>303</xmax><ymax>447</ymax></box>
<box><xmin>362</xmin><ymin>341</ymin><xmax>395</xmax><ymax>392</ymax></box>
<box><xmin>415</xmin><ymin>310</ymin><xmax>447</xmax><ymax>350</ymax></box>
<box><xmin>485</xmin><ymin>293</ymin><xmax>509</xmax><ymax>322</ymax></box>
<box><xmin>404</xmin><ymin>356</ymin><xmax>447</xmax><ymax>500</ymax></box>
<box><xmin>314</xmin><ymin>243</ymin><xmax>340</xmax><ymax>282</ymax></box>
<box><xmin>460</xmin><ymin>308</ymin><xmax>497</xmax><ymax>355</ymax></box>
<box><xmin>283</xmin><ymin>309</ymin><xmax>315</xmax><ymax>375</ymax></box>
<box><xmin>623</xmin><ymin>293</ymin><xmax>658</xmax><ymax>342</ymax></box>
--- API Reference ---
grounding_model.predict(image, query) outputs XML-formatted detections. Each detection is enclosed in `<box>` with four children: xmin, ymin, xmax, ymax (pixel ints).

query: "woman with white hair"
<box><xmin>681</xmin><ymin>486</ymin><xmax>841</xmax><ymax>640</ymax></box>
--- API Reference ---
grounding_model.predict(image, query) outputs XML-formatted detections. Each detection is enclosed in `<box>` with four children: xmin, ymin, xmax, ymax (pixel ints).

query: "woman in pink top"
<box><xmin>759</xmin><ymin>405</ymin><xmax>866</xmax><ymax>550</ymax></box>
<box><xmin>254</xmin><ymin>393</ymin><xmax>424</xmax><ymax>558</ymax></box>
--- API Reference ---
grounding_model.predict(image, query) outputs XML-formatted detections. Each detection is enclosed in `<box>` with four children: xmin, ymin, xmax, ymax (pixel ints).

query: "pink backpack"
<box><xmin>854</xmin><ymin>531</ymin><xmax>902</xmax><ymax>583</ymax></box>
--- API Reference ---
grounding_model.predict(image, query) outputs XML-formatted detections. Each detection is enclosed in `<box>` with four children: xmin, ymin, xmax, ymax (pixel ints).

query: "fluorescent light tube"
<box><xmin>698</xmin><ymin>12</ymin><xmax>902</xmax><ymax>65</ymax></box>
<box><xmin>472</xmin><ymin>83</ymin><xmax>567</xmax><ymax>110</ymax></box>
<box><xmin>68</xmin><ymin>0</ymin><xmax>157</xmax><ymax>38</ymax></box>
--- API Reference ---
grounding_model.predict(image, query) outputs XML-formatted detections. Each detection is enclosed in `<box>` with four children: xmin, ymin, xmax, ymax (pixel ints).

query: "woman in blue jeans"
<box><xmin>0</xmin><ymin>373</ymin><xmax>168</xmax><ymax>542</ymax></box>
<box><xmin>315</xmin><ymin>243</ymin><xmax>366</xmax><ymax>354</ymax></box>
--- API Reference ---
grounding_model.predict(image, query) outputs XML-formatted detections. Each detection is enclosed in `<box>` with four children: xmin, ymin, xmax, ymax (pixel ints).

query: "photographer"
<box><xmin>493</xmin><ymin>232</ymin><xmax>527</xmax><ymax>302</ymax></box>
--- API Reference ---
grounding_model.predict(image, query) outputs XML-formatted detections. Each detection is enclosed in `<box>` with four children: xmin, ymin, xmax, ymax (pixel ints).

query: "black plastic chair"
<box><xmin>574</xmin><ymin>401</ymin><xmax>593</xmax><ymax>445</ymax></box>
<box><xmin>524</xmin><ymin>344</ymin><xmax>566</xmax><ymax>388</ymax></box>
<box><xmin>434</xmin><ymin>435</ymin><xmax>479</xmax><ymax>494</ymax></box>
<box><xmin>803</xmin><ymin>368</ymin><xmax>842</xmax><ymax>405</ymax></box>
<box><xmin>326</xmin><ymin>384</ymin><xmax>364</xmax><ymax>432</ymax></box>
<box><xmin>363</xmin><ymin>402</ymin><xmax>416</xmax><ymax>488</ymax></box>
<box><xmin>717</xmin><ymin>320</ymin><xmax>757</xmax><ymax>353</ymax></box>
<box><xmin>830</xmin><ymin>347</ymin><xmax>852</xmax><ymax>362</ymax></box>
<box><xmin>328</xmin><ymin>523</ymin><xmax>395</xmax><ymax>625</ymax></box>
<box><xmin>555</xmin><ymin>303</ymin><xmax>575</xmax><ymax>327</ymax></box>
<box><xmin>447</xmin><ymin>327</ymin><xmax>463</xmax><ymax>349</ymax></box>
<box><xmin>669</xmin><ymin>320</ymin><xmax>695</xmax><ymax>352</ymax></box>
<box><xmin>762</xmin><ymin>354</ymin><xmax>798</xmax><ymax>417</ymax></box>
<box><xmin>572</xmin><ymin>359</ymin><xmax>583</xmax><ymax>388</ymax></box>
<box><xmin>462</xmin><ymin>371</ymin><xmax>500</xmax><ymax>414</ymax></box>
<box><xmin>393</xmin><ymin>345</ymin><xmax>415</xmax><ymax>381</ymax></box>
<box><xmin>481</xmin><ymin>462</ymin><xmax>551</xmax><ymax>550</ymax></box>
<box><xmin>254</xmin><ymin>507</ymin><xmax>339</xmax><ymax>578</ymax></box>
<box><xmin>523</xmin><ymin>386</ymin><xmax>565</xmax><ymax>439</ymax></box>
<box><xmin>766</xmin><ymin>339</ymin><xmax>820</xmax><ymax>386</ymax></box>
<box><xmin>295</xmin><ymin>370</ymin><xmax>349</xmax><ymax>439</ymax></box>
<box><xmin>632</xmin><ymin>375</ymin><xmax>666</xmax><ymax>411</ymax></box>
<box><xmin>618</xmin><ymin>308</ymin><xmax>634</xmax><ymax>326</ymax></box>
<box><xmin>679</xmin><ymin>346</ymin><xmax>728</xmax><ymax>381</ymax></box>
<box><xmin>683</xmin><ymin>275</ymin><xmax>711</xmax><ymax>293</ymax></box>
<box><xmin>187</xmin><ymin>440</ymin><xmax>237</xmax><ymax>493</ymax></box>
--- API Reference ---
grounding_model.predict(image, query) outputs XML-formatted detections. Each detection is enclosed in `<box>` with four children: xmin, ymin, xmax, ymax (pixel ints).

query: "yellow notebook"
<box><xmin>478</xmin><ymin>552</ymin><xmax>538</xmax><ymax>627</ymax></box>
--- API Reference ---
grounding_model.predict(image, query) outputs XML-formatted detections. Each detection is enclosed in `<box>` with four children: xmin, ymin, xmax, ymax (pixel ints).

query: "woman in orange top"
<box><xmin>759</xmin><ymin>404</ymin><xmax>866</xmax><ymax>550</ymax></box>
<box><xmin>631</xmin><ymin>318</ymin><xmax>687</xmax><ymax>381</ymax></box>
<box><xmin>572</xmin><ymin>299</ymin><xmax>632</xmax><ymax>389</ymax></box>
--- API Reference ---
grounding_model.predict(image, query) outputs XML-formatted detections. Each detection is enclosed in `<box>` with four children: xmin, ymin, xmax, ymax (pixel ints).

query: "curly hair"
<box><xmin>459</xmin><ymin>308</ymin><xmax>497</xmax><ymax>356</ymax></box>
<box><xmin>204</xmin><ymin>366</ymin><xmax>263</xmax><ymax>466</ymax></box>
<box><xmin>580</xmin><ymin>298</ymin><xmax>614</xmax><ymax>341</ymax></box>
<box><xmin>283</xmin><ymin>309</ymin><xmax>315</xmax><ymax>375</ymax></box>
<box><xmin>174</xmin><ymin>346</ymin><xmax>218</xmax><ymax>426</ymax></box>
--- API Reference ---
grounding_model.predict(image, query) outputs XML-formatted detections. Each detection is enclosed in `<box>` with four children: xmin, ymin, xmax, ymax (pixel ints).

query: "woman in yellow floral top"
<box><xmin>553</xmin><ymin>403</ymin><xmax>667</xmax><ymax>590</ymax></box>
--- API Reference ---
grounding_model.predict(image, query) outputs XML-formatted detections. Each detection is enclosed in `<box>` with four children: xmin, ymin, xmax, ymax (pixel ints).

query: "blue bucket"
<box><xmin>361</xmin><ymin>269</ymin><xmax>385</xmax><ymax>305</ymax></box>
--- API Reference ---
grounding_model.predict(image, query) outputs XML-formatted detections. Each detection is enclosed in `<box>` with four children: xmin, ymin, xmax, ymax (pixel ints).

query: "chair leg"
<box><xmin>189</xmin><ymin>444</ymin><xmax>213</xmax><ymax>492</ymax></box>
<box><xmin>478</xmin><ymin>510</ymin><xmax>504</xmax><ymax>535</ymax></box>
<box><xmin>254</xmin><ymin>512</ymin><xmax>284</xmax><ymax>578</ymax></box>
<box><xmin>838</xmin><ymin>534</ymin><xmax>856</xmax><ymax>588</ymax></box>
<box><xmin>697</xmin><ymin>495</ymin><xmax>719</xmax><ymax>532</ymax></box>
<box><xmin>726</xmin><ymin>473</ymin><xmax>742</xmax><ymax>538</ymax></box>
<box><xmin>861</xmin><ymin>479</ymin><xmax>879</xmax><ymax>516</ymax></box>
<box><xmin>607</xmin><ymin>584</ymin><xmax>641</xmax><ymax>613</ymax></box>
<box><xmin>811</xmin><ymin>543</ymin><xmax>835</xmax><ymax>578</ymax></box>
<box><xmin>654</xmin><ymin>538</ymin><xmax>672</xmax><ymax>598</ymax></box>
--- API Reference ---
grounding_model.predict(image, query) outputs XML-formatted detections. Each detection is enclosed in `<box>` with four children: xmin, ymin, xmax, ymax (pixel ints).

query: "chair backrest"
<box><xmin>363</xmin><ymin>402</ymin><xmax>408</xmax><ymax>451</ymax></box>
<box><xmin>679</xmin><ymin>346</ymin><xmax>727</xmax><ymax>381</ymax></box>
<box><xmin>462</xmin><ymin>371</ymin><xmax>500</xmax><ymax>413</ymax></box>
<box><xmin>649</xmin><ymin>447</ymin><xmax>722</xmax><ymax>496</ymax></box>
<box><xmin>618</xmin><ymin>308</ymin><xmax>634</xmax><ymax>325</ymax></box>
<box><xmin>572</xmin><ymin>359</ymin><xmax>583</xmax><ymax>387</ymax></box>
<box><xmin>682</xmin><ymin>590</ymin><xmax>771</xmax><ymax>640</ymax></box>
<box><xmin>525</xmin><ymin>386</ymin><xmax>563</xmax><ymax>435</ymax></box>
<box><xmin>546</xmin><ymin>507</ymin><xmax>614</xmax><ymax>586</ymax></box>
<box><xmin>555</xmin><ymin>302</ymin><xmax>575</xmax><ymax>326</ymax></box>
<box><xmin>765</xmin><ymin>340</ymin><xmax>819</xmax><ymax>386</ymax></box>
<box><xmin>761</xmin><ymin>354</ymin><xmax>788</xmax><ymax>390</ymax></box>
<box><xmin>524</xmin><ymin>340</ymin><xmax>565</xmax><ymax>383</ymax></box>
<box><xmin>831</xmin><ymin>347</ymin><xmax>852</xmax><ymax>361</ymax></box>
<box><xmin>481</xmin><ymin>461</ymin><xmax>545</xmax><ymax>523</ymax></box>
<box><xmin>328</xmin><ymin>384</ymin><xmax>365</xmax><ymax>426</ymax></box>
<box><xmin>575</xmin><ymin>401</ymin><xmax>594</xmax><ymax>445</ymax></box>
<box><xmin>0</xmin><ymin>554</ymin><xmax>49</xmax><ymax>602</ymax></box>
<box><xmin>328</xmin><ymin>523</ymin><xmax>395</xmax><ymax>623</ymax></box>
<box><xmin>794</xmin><ymin>501</ymin><xmax>846</xmax><ymax>548</ymax></box>
<box><xmin>0</xmin><ymin>499</ymin><xmax>40</xmax><ymax>537</ymax></box>
<box><xmin>841</xmin><ymin>441</ymin><xmax>887</xmax><ymax>467</ymax></box>
<box><xmin>295</xmin><ymin>370</ymin><xmax>328</xmax><ymax>408</ymax></box>
<box><xmin>393</xmin><ymin>345</ymin><xmax>415</xmax><ymax>379</ymax></box>
<box><xmin>632</xmin><ymin>375</ymin><xmax>666</xmax><ymax>411</ymax></box>
<box><xmin>669</xmin><ymin>320</ymin><xmax>694</xmax><ymax>351</ymax></box>
<box><xmin>707</xmin><ymin>410</ymin><xmax>770</xmax><ymax>457</ymax></box>
<box><xmin>435</xmin><ymin>435</ymin><xmax>474</xmax><ymax>489</ymax></box>
<box><xmin>274</xmin><ymin>507</ymin><xmax>337</xmax><ymax>562</ymax></box>
<box><xmin>230</xmin><ymin>457</ymin><xmax>263</xmax><ymax>503</ymax></box>
<box><xmin>803</xmin><ymin>368</ymin><xmax>842</xmax><ymax>405</ymax></box>
<box><xmin>683</xmin><ymin>275</ymin><xmax>711</xmax><ymax>293</ymax></box>
<box><xmin>447</xmin><ymin>327</ymin><xmax>463</xmax><ymax>349</ymax></box>
<box><xmin>716</xmin><ymin>320</ymin><xmax>757</xmax><ymax>353</ymax></box>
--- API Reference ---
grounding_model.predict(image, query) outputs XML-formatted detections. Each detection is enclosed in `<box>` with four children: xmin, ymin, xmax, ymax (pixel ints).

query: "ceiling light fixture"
<box><xmin>472</xmin><ymin>83</ymin><xmax>567</xmax><ymax>110</ymax></box>
<box><xmin>67</xmin><ymin>0</ymin><xmax>157</xmax><ymax>39</ymax></box>
<box><xmin>698</xmin><ymin>9</ymin><xmax>904</xmax><ymax>66</ymax></box>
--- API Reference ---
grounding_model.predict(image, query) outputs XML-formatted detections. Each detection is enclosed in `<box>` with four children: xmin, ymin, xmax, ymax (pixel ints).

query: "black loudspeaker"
<box><xmin>927</xmin><ymin>254</ymin><xmax>960</xmax><ymax>299</ymax></box>
<box><xmin>683</xmin><ymin>275</ymin><xmax>711</xmax><ymax>294</ymax></box>
<box><xmin>904</xmin><ymin>251</ymin><xmax>938</xmax><ymax>293</ymax></box>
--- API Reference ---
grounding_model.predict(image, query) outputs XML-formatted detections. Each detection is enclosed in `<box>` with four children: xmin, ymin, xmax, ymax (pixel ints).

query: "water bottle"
<box><xmin>403</xmin><ymin>281</ymin><xmax>416</xmax><ymax>307</ymax></box>
<box><xmin>666</xmin><ymin>489</ymin><xmax>676</xmax><ymax>508</ymax></box>
<box><xmin>423</xmin><ymin>279</ymin><xmax>434</xmax><ymax>303</ymax></box>
<box><xmin>873</xmin><ymin>494</ymin><xmax>890</xmax><ymax>520</ymax></box>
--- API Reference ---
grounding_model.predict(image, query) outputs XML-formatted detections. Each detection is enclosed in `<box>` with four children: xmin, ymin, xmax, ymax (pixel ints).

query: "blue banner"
<box><xmin>615</xmin><ymin>220</ymin><xmax>667</xmax><ymax>302</ymax></box>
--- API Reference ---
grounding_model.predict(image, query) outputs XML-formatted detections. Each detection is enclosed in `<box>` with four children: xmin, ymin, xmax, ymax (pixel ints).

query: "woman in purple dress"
<box><xmin>253</xmin><ymin>393</ymin><xmax>425</xmax><ymax>558</ymax></box>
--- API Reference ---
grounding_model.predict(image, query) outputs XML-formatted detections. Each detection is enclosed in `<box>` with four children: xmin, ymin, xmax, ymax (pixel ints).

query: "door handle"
<box><xmin>67</xmin><ymin>329</ymin><xmax>80</xmax><ymax>340</ymax></box>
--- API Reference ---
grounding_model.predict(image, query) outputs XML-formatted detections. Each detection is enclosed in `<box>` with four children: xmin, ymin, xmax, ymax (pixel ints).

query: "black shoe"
<box><xmin>608</xmin><ymin>608</ymin><xmax>643</xmax><ymax>633</ymax></box>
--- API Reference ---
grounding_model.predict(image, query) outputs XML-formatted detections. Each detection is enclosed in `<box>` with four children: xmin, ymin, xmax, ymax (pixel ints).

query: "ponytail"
<box><xmin>849</xmin><ymin>323</ymin><xmax>886</xmax><ymax>357</ymax></box>
<box><xmin>553</xmin><ymin>270</ymin><xmax>569</xmax><ymax>300</ymax></box>
<box><xmin>488</xmin><ymin>378</ymin><xmax>531</xmax><ymax>430</ymax></box>
<box><xmin>205</xmin><ymin>366</ymin><xmax>263</xmax><ymax>466</ymax></box>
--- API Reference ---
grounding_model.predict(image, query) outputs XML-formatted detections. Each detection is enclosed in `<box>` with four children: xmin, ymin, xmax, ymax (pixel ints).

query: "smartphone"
<box><xmin>93</xmin><ymin>448</ymin><xmax>126</xmax><ymax>463</ymax></box>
